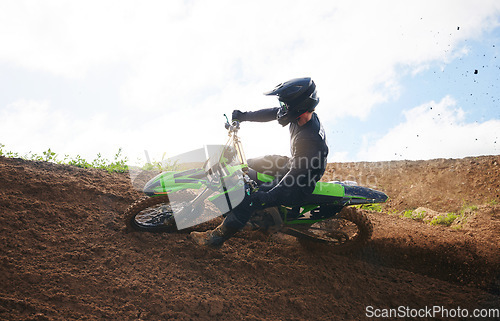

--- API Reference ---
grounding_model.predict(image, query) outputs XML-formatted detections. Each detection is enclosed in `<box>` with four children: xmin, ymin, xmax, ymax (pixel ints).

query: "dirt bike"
<box><xmin>124</xmin><ymin>116</ymin><xmax>388</xmax><ymax>252</ymax></box>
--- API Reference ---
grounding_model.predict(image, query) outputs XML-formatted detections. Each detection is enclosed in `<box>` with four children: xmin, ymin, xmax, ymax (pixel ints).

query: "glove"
<box><xmin>232</xmin><ymin>110</ymin><xmax>247</xmax><ymax>122</ymax></box>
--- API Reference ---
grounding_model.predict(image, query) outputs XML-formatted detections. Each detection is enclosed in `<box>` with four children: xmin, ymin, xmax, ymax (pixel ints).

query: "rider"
<box><xmin>191</xmin><ymin>77</ymin><xmax>329</xmax><ymax>247</ymax></box>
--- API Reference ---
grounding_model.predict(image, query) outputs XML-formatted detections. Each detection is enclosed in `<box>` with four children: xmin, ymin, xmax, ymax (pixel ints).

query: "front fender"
<box><xmin>143</xmin><ymin>169</ymin><xmax>205</xmax><ymax>195</ymax></box>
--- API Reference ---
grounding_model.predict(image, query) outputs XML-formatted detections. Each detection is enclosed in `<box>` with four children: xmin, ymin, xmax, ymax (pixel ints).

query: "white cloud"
<box><xmin>328</xmin><ymin>151</ymin><xmax>351</xmax><ymax>163</ymax></box>
<box><xmin>0</xmin><ymin>1</ymin><xmax>499</xmax><ymax>162</ymax></box>
<box><xmin>0</xmin><ymin>99</ymin><xmax>118</xmax><ymax>159</ymax></box>
<box><xmin>0</xmin><ymin>98</ymin><xmax>245</xmax><ymax>164</ymax></box>
<box><xmin>2</xmin><ymin>1</ymin><xmax>499</xmax><ymax>112</ymax></box>
<box><xmin>357</xmin><ymin>96</ymin><xmax>500</xmax><ymax>161</ymax></box>
<box><xmin>0</xmin><ymin>100</ymin><xmax>67</xmax><ymax>154</ymax></box>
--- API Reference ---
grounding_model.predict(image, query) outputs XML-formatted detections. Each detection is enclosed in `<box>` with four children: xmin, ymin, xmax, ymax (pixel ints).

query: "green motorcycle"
<box><xmin>125</xmin><ymin>117</ymin><xmax>388</xmax><ymax>252</ymax></box>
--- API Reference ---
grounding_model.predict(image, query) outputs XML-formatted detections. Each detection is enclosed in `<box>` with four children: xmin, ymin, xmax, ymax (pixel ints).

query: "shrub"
<box><xmin>0</xmin><ymin>143</ymin><xmax>128</xmax><ymax>173</ymax></box>
<box><xmin>430</xmin><ymin>213</ymin><xmax>458</xmax><ymax>226</ymax></box>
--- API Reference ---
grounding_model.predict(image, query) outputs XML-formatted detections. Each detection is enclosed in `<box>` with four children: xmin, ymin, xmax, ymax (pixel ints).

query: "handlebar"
<box><xmin>224</xmin><ymin>114</ymin><xmax>240</xmax><ymax>133</ymax></box>
<box><xmin>223</xmin><ymin>113</ymin><xmax>247</xmax><ymax>166</ymax></box>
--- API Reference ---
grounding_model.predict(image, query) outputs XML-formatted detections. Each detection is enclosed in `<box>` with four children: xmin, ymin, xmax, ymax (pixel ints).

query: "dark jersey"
<box><xmin>243</xmin><ymin>108</ymin><xmax>329</xmax><ymax>199</ymax></box>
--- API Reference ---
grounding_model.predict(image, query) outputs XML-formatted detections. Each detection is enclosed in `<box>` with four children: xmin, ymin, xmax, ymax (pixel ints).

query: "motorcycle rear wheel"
<box><xmin>286</xmin><ymin>206</ymin><xmax>373</xmax><ymax>253</ymax></box>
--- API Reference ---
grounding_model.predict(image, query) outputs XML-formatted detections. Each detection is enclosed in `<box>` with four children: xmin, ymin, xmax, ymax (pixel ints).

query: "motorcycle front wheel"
<box><xmin>124</xmin><ymin>193</ymin><xmax>194</xmax><ymax>232</ymax></box>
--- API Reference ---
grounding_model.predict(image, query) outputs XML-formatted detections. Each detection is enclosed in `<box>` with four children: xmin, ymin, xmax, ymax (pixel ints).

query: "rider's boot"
<box><xmin>190</xmin><ymin>222</ymin><xmax>238</xmax><ymax>247</ymax></box>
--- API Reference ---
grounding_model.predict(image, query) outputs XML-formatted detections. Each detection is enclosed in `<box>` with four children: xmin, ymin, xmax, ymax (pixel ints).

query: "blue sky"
<box><xmin>0</xmin><ymin>1</ymin><xmax>499</xmax><ymax>164</ymax></box>
<box><xmin>331</xmin><ymin>32</ymin><xmax>500</xmax><ymax>161</ymax></box>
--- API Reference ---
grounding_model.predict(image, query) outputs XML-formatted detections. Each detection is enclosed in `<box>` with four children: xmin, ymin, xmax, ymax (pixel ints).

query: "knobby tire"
<box><xmin>124</xmin><ymin>195</ymin><xmax>177</xmax><ymax>233</ymax></box>
<box><xmin>289</xmin><ymin>206</ymin><xmax>373</xmax><ymax>254</ymax></box>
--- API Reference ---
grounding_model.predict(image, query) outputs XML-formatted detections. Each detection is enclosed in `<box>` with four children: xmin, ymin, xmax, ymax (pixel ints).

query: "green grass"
<box><xmin>429</xmin><ymin>203</ymin><xmax>479</xmax><ymax>228</ymax></box>
<box><xmin>0</xmin><ymin>143</ymin><xmax>128</xmax><ymax>173</ymax></box>
<box><xmin>386</xmin><ymin>209</ymin><xmax>399</xmax><ymax>216</ymax></box>
<box><xmin>357</xmin><ymin>203</ymin><xmax>383</xmax><ymax>212</ymax></box>
<box><xmin>429</xmin><ymin>213</ymin><xmax>458</xmax><ymax>226</ymax></box>
<box><xmin>401</xmin><ymin>209</ymin><xmax>426</xmax><ymax>221</ymax></box>
<box><xmin>393</xmin><ymin>202</ymin><xmax>481</xmax><ymax>229</ymax></box>
<box><xmin>138</xmin><ymin>153</ymin><xmax>179</xmax><ymax>172</ymax></box>
<box><xmin>460</xmin><ymin>204</ymin><xmax>478</xmax><ymax>214</ymax></box>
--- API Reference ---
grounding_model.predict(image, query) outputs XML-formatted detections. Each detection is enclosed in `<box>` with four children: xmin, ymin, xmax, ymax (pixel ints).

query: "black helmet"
<box><xmin>264</xmin><ymin>77</ymin><xmax>319</xmax><ymax>126</ymax></box>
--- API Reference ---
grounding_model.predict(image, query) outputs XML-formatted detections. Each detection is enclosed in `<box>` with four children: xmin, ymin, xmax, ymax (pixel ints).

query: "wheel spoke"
<box><xmin>133</xmin><ymin>200</ymin><xmax>191</xmax><ymax>229</ymax></box>
<box><xmin>135</xmin><ymin>203</ymin><xmax>173</xmax><ymax>227</ymax></box>
<box><xmin>285</xmin><ymin>207</ymin><xmax>373</xmax><ymax>253</ymax></box>
<box><xmin>307</xmin><ymin>218</ymin><xmax>360</xmax><ymax>244</ymax></box>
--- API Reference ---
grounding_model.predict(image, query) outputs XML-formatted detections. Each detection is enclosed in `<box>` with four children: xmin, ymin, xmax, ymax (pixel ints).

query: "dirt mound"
<box><xmin>0</xmin><ymin>155</ymin><xmax>499</xmax><ymax>320</ymax></box>
<box><xmin>325</xmin><ymin>155</ymin><xmax>500</xmax><ymax>213</ymax></box>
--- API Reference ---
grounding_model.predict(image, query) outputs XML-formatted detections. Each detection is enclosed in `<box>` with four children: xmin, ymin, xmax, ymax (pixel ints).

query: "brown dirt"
<box><xmin>0</xmin><ymin>155</ymin><xmax>499</xmax><ymax>320</ymax></box>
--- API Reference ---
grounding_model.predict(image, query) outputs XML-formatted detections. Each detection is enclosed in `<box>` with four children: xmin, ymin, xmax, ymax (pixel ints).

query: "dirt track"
<box><xmin>0</xmin><ymin>155</ymin><xmax>499</xmax><ymax>320</ymax></box>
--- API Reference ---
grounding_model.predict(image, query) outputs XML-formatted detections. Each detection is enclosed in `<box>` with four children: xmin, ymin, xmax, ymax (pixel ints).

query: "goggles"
<box><xmin>277</xmin><ymin>101</ymin><xmax>291</xmax><ymax>126</ymax></box>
